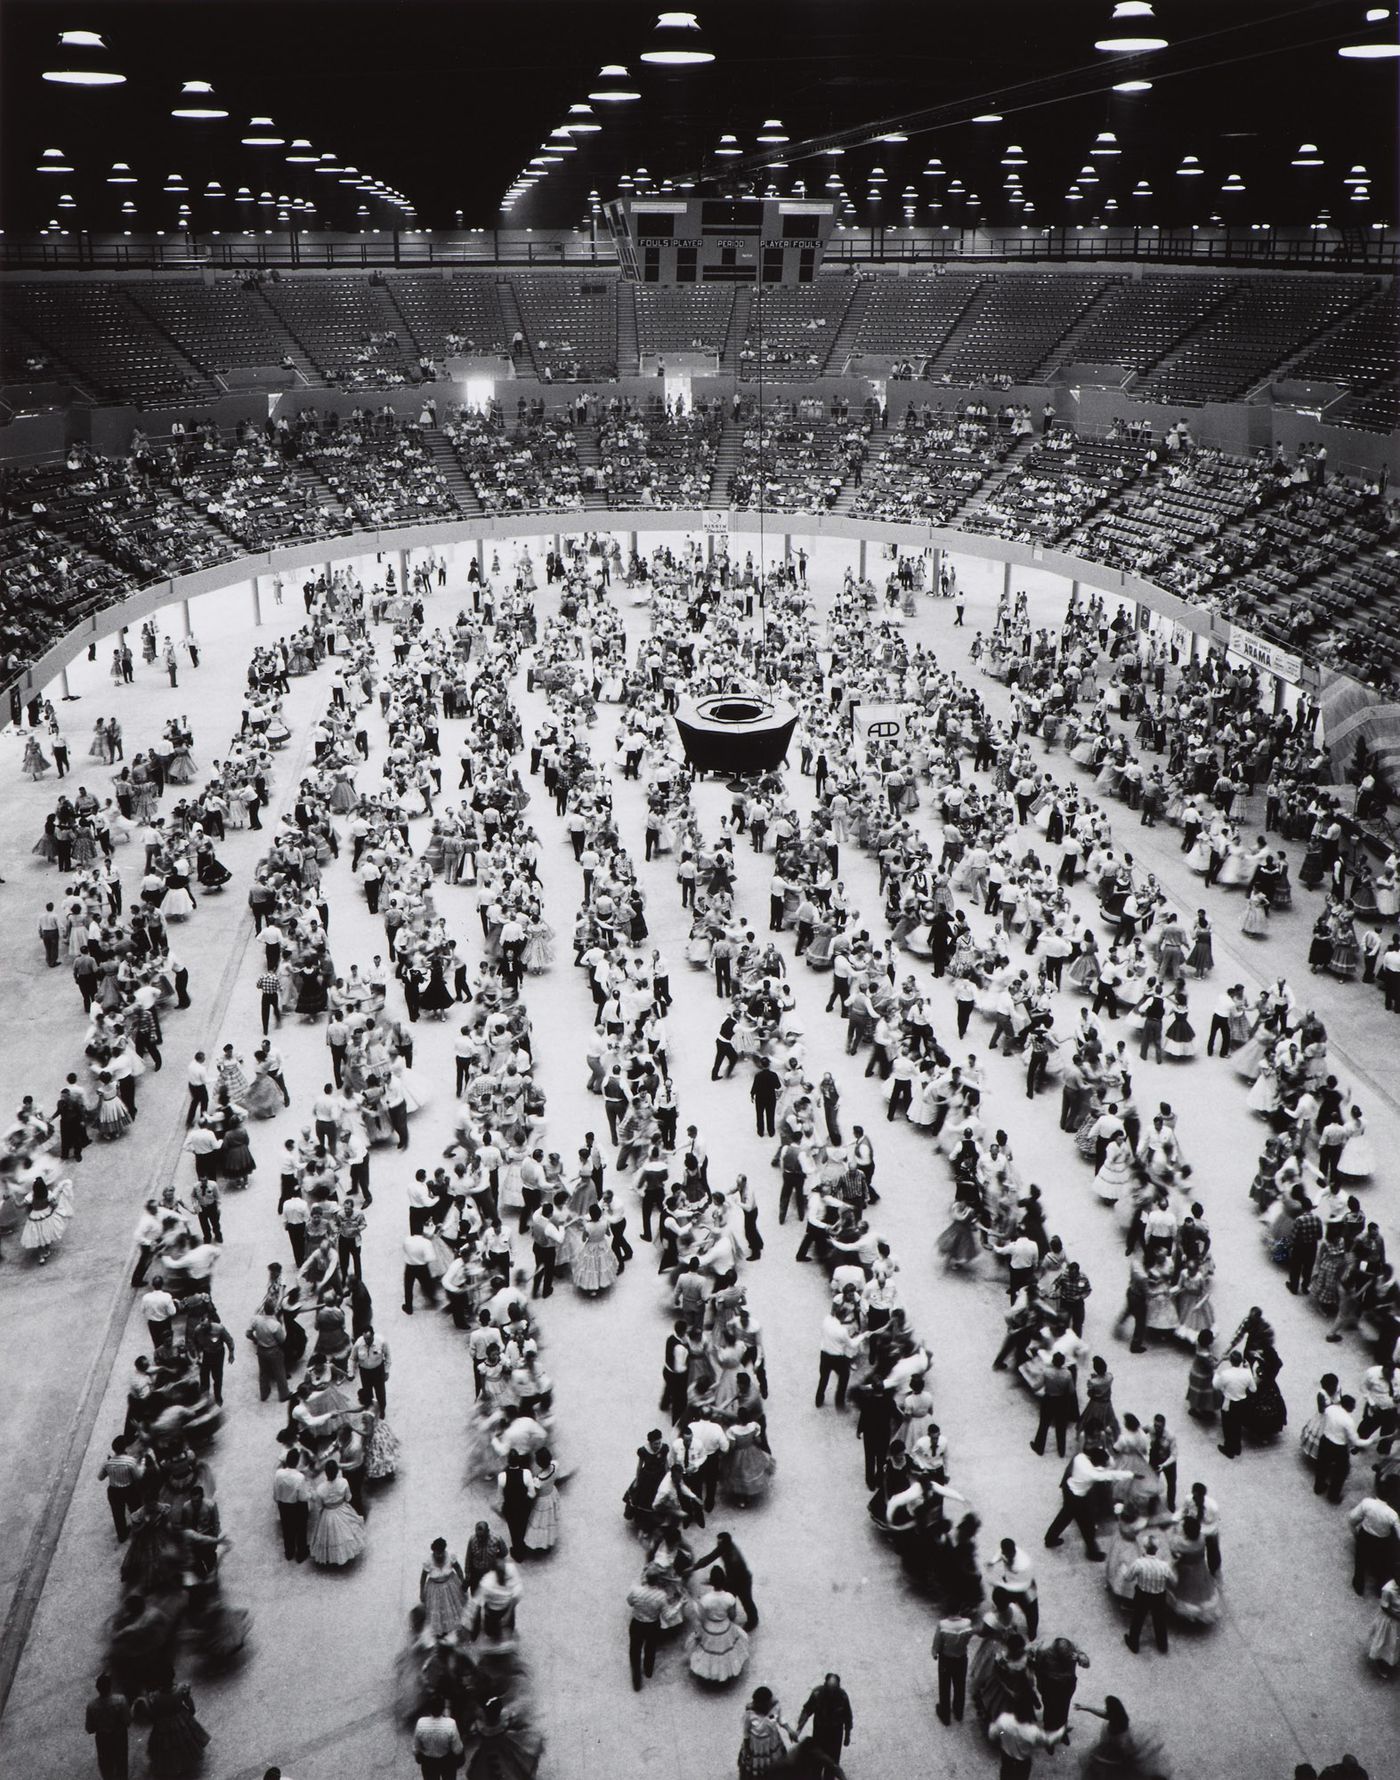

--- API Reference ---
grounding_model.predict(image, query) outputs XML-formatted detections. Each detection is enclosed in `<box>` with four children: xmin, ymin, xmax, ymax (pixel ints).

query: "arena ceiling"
<box><xmin>1</xmin><ymin>0</ymin><xmax>1394</xmax><ymax>233</ymax></box>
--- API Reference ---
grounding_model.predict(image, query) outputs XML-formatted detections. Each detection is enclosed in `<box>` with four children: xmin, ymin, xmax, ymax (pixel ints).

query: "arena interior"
<box><xmin>1</xmin><ymin>6</ymin><xmax>1398</xmax><ymax>1780</ymax></box>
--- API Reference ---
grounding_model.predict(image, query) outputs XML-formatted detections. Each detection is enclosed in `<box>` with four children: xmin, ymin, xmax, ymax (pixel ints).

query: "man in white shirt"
<box><xmin>141</xmin><ymin>1282</ymin><xmax>177</xmax><ymax>1353</ymax></box>
<box><xmin>1348</xmin><ymin>1493</ymin><xmax>1400</xmax><ymax>1594</ymax></box>
<box><xmin>1213</xmin><ymin>1352</ymin><xmax>1256</xmax><ymax>1459</ymax></box>
<box><xmin>1315</xmin><ymin>1394</ymin><xmax>1379</xmax><ymax>1503</ymax></box>
<box><xmin>816</xmin><ymin>1313</ymin><xmax>869</xmax><ymax>1410</ymax></box>
<box><xmin>1043</xmin><ymin>1447</ymin><xmax>1133</xmax><ymax>1558</ymax></box>
<box><xmin>402</xmin><ymin>1231</ymin><xmax>438</xmax><ymax>1314</ymax></box>
<box><xmin>673</xmin><ymin>1418</ymin><xmax>731</xmax><ymax>1513</ymax></box>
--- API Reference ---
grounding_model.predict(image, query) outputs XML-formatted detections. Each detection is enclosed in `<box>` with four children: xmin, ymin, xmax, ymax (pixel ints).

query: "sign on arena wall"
<box><xmin>703</xmin><ymin>511</ymin><xmax>731</xmax><ymax>535</ymax></box>
<box><xmin>1228</xmin><ymin>622</ymin><xmax>1302</xmax><ymax>684</ymax></box>
<box><xmin>853</xmin><ymin>702</ymin><xmax>913</xmax><ymax>747</ymax></box>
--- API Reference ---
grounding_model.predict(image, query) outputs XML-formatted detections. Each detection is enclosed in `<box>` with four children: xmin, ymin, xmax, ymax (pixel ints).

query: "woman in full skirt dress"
<box><xmin>243</xmin><ymin>1063</ymin><xmax>284</xmax><ymax>1121</ymax></box>
<box><xmin>142</xmin><ymin>1679</ymin><xmax>212</xmax><ymax>1778</ymax></box>
<box><xmin>20</xmin><ymin>1179</ymin><xmax>74</xmax><ymax>1262</ymax></box>
<box><xmin>571</xmin><ymin>1209</ymin><xmax>619</xmax><ymax>1295</ymax></box>
<box><xmin>688</xmin><ymin>1582</ymin><xmax>750</xmax><ymax>1683</ymax></box>
<box><xmin>1367</xmin><ymin>1578</ymin><xmax>1400</xmax><ymax>1677</ymax></box>
<box><xmin>1186</xmin><ymin>1332</ymin><xmax>1220</xmax><ymax>1420</ymax></box>
<box><xmin>95</xmin><ymin>1072</ymin><xmax>133</xmax><ymax>1140</ymax></box>
<box><xmin>722</xmin><ymin>1423</ymin><xmax>776</xmax><ymax>1506</ymax></box>
<box><xmin>1336</xmin><ymin>1109</ymin><xmax>1375</xmax><ymax>1182</ymax></box>
<box><xmin>309</xmin><ymin>1465</ymin><xmax>368</xmax><ymax>1566</ymax></box>
<box><xmin>466</xmin><ymin>1697</ymin><xmax>545</xmax><ymax>1780</ymax></box>
<box><xmin>1093</xmin><ymin>1137</ymin><xmax>1135</xmax><ymax>1207</ymax></box>
<box><xmin>420</xmin><ymin>1541</ymin><xmax>467</xmax><ymax>1635</ymax></box>
<box><xmin>1185</xmin><ymin>913</ymin><xmax>1213</xmax><ymax>977</ymax></box>
<box><xmin>522</xmin><ymin>1452</ymin><xmax>561</xmax><ymax>1553</ymax></box>
<box><xmin>1166</xmin><ymin>1519</ymin><xmax>1222</xmax><ymax>1626</ymax></box>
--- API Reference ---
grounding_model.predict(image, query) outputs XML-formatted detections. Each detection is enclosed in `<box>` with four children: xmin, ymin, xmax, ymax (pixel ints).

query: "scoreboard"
<box><xmin>605</xmin><ymin>196</ymin><xmax>836</xmax><ymax>285</ymax></box>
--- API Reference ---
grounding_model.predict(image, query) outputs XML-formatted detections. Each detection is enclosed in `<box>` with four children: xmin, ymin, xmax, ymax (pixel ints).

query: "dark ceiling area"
<box><xmin>0</xmin><ymin>0</ymin><xmax>1394</xmax><ymax>233</ymax></box>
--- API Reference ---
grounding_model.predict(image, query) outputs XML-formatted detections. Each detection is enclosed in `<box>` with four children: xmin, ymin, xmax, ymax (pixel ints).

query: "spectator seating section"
<box><xmin>963</xmin><ymin>433</ymin><xmax>1154</xmax><ymax>544</ymax></box>
<box><xmin>513</xmin><ymin>276</ymin><xmax>619</xmax><ymax>381</ymax></box>
<box><xmin>739</xmin><ymin>283</ymin><xmax>857</xmax><ymax>381</ymax></box>
<box><xmin>1137</xmin><ymin>277</ymin><xmax>1373</xmax><ymax>404</ymax></box>
<box><xmin>1057</xmin><ymin>275</ymin><xmax>1237</xmax><ymax>376</ymax></box>
<box><xmin>595</xmin><ymin>407</ymin><xmax>722</xmax><ymax>507</ymax></box>
<box><xmin>386</xmin><ymin>273</ymin><xmax>510</xmax><ymax>361</ymax></box>
<box><xmin>260</xmin><ymin>277</ymin><xmax>417</xmax><ymax>387</ymax></box>
<box><xmin>851</xmin><ymin>272</ymin><xmax>984</xmax><ymax>371</ymax></box>
<box><xmin>728</xmin><ymin>405</ymin><xmax>867</xmax><ymax>510</ymax></box>
<box><xmin>442</xmin><ymin>411</ymin><xmax>584</xmax><ymax>512</ymax></box>
<box><xmin>851</xmin><ymin>410</ymin><xmax>1014</xmax><ymax>524</ymax></box>
<box><xmin>634</xmin><ymin>286</ymin><xmax>736</xmax><ymax>358</ymax></box>
<box><xmin>928</xmin><ymin>275</ymin><xmax>1112</xmax><ymax>384</ymax></box>
<box><xmin>1</xmin><ymin>282</ymin><xmax>217</xmax><ymax>406</ymax></box>
<box><xmin>127</xmin><ymin>281</ymin><xmax>306</xmax><ymax>378</ymax></box>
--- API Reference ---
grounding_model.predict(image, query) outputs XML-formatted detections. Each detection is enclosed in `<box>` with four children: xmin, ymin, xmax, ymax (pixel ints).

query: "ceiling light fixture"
<box><xmin>757</xmin><ymin>118</ymin><xmax>788</xmax><ymax>142</ymax></box>
<box><xmin>38</xmin><ymin>147</ymin><xmax>74</xmax><ymax>173</ymax></box>
<box><xmin>566</xmin><ymin>103</ymin><xmax>601</xmax><ymax>132</ymax></box>
<box><xmin>286</xmin><ymin>140</ymin><xmax>318</xmax><ymax>163</ymax></box>
<box><xmin>971</xmin><ymin>112</ymin><xmax>1003</xmax><ymax>123</ymax></box>
<box><xmin>107</xmin><ymin>161</ymin><xmax>136</xmax><ymax>184</ymax></box>
<box><xmin>1339</xmin><ymin>5</ymin><xmax>1399</xmax><ymax>56</ymax></box>
<box><xmin>1095</xmin><ymin>2</ymin><xmax>1168</xmax><ymax>51</ymax></box>
<box><xmin>716</xmin><ymin>133</ymin><xmax>742</xmax><ymax>155</ymax></box>
<box><xmin>640</xmin><ymin>11</ymin><xmax>715</xmax><ymax>64</ymax></box>
<box><xmin>172</xmin><ymin>79</ymin><xmax>228</xmax><ymax>119</ymax></box>
<box><xmin>1112</xmin><ymin>77</ymin><xmax>1153</xmax><ymax>91</ymax></box>
<box><xmin>1176</xmin><ymin>154</ymin><xmax>1204</xmax><ymax>175</ymax></box>
<box><xmin>1091</xmin><ymin>131</ymin><xmax>1121</xmax><ymax>155</ymax></box>
<box><xmin>242</xmin><ymin>117</ymin><xmax>285</xmax><ymax>146</ymax></box>
<box><xmin>589</xmin><ymin>64</ymin><xmax>641</xmax><ymax>102</ymax></box>
<box><xmin>43</xmin><ymin>29</ymin><xmax>125</xmax><ymax>85</ymax></box>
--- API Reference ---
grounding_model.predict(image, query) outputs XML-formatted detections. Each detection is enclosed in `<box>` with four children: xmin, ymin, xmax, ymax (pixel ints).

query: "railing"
<box><xmin>3</xmin><ymin>228</ymin><xmax>1396</xmax><ymax>276</ymax></box>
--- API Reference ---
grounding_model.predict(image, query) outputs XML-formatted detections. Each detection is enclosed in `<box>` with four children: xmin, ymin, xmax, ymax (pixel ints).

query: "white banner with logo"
<box><xmin>853</xmin><ymin>702</ymin><xmax>912</xmax><ymax>748</ymax></box>
<box><xmin>703</xmin><ymin>511</ymin><xmax>731</xmax><ymax>535</ymax></box>
<box><xmin>1228</xmin><ymin>623</ymin><xmax>1301</xmax><ymax>684</ymax></box>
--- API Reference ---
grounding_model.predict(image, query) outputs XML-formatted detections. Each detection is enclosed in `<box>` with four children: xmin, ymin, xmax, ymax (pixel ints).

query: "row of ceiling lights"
<box><xmin>30</xmin><ymin>27</ymin><xmax>414</xmax><ymax>221</ymax></box>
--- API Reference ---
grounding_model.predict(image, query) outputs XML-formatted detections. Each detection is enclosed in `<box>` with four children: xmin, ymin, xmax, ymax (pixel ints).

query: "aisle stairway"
<box><xmin>825</xmin><ymin>276</ymin><xmax>874</xmax><ymax>373</ymax></box>
<box><xmin>720</xmin><ymin>288</ymin><xmax>753</xmax><ymax>375</ymax></box>
<box><xmin>952</xmin><ymin>431</ymin><xmax>1039</xmax><ymax>523</ymax></box>
<box><xmin>1031</xmin><ymin>278</ymin><xmax>1128</xmax><ymax>381</ymax></box>
<box><xmin>424</xmin><ymin>429</ymin><xmax>483</xmax><ymax>517</ymax></box>
<box><xmin>830</xmin><ymin>424</ymin><xmax>892</xmax><ymax>514</ymax></box>
<box><xmin>615</xmin><ymin>284</ymin><xmax>640</xmax><ymax>377</ymax></box>
<box><xmin>708</xmin><ymin>419</ymin><xmax>745</xmax><ymax>506</ymax></box>
<box><xmin>572</xmin><ymin>423</ymin><xmax>608</xmax><ymax>508</ymax></box>
<box><xmin>496</xmin><ymin>276</ymin><xmax>536</xmax><ymax>377</ymax></box>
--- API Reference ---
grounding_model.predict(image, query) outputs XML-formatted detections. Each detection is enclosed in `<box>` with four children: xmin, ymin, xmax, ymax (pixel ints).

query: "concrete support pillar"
<box><xmin>396</xmin><ymin>550</ymin><xmax>408</xmax><ymax>591</ymax></box>
<box><xmin>858</xmin><ymin>539</ymin><xmax>867</xmax><ymax>579</ymax></box>
<box><xmin>324</xmin><ymin>560</ymin><xmax>335</xmax><ymax>587</ymax></box>
<box><xmin>1003</xmin><ymin>560</ymin><xmax>1012</xmax><ymax>598</ymax></box>
<box><xmin>1070</xmin><ymin>579</ymin><xmax>1080</xmax><ymax>609</ymax></box>
<box><xmin>61</xmin><ymin>668</ymin><xmax>73</xmax><ymax>700</ymax></box>
<box><xmin>180</xmin><ymin>599</ymin><xmax>193</xmax><ymax>638</ymax></box>
<box><xmin>707</xmin><ymin>534</ymin><xmax>715</xmax><ymax>564</ymax></box>
<box><xmin>251</xmin><ymin>577</ymin><xmax>264</xmax><ymax>627</ymax></box>
<box><xmin>930</xmin><ymin>546</ymin><xmax>941</xmax><ymax>594</ymax></box>
<box><xmin>553</xmin><ymin>533</ymin><xmax>563</xmax><ymax>564</ymax></box>
<box><xmin>783</xmin><ymin>533</ymin><xmax>792</xmax><ymax>562</ymax></box>
<box><xmin>629</xmin><ymin>532</ymin><xmax>639</xmax><ymax>561</ymax></box>
<box><xmin>475</xmin><ymin>541</ymin><xmax>485</xmax><ymax>577</ymax></box>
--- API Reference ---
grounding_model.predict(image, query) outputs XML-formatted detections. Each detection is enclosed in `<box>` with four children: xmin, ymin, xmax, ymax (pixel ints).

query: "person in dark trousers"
<box><xmin>932</xmin><ymin>1612</ymin><xmax>975</xmax><ymax>1725</ymax></box>
<box><xmin>84</xmin><ymin>1674</ymin><xmax>131</xmax><ymax>1780</ymax></box>
<box><xmin>795</xmin><ymin>1674</ymin><xmax>853</xmax><ymax>1767</ymax></box>
<box><xmin>1044</xmin><ymin>1448</ymin><xmax>1132</xmax><ymax>1558</ymax></box>
<box><xmin>1030</xmin><ymin>1353</ymin><xmax>1078</xmax><ymax>1458</ymax></box>
<box><xmin>626</xmin><ymin>1568</ymin><xmax>668</xmax><ymax>1689</ymax></box>
<box><xmin>856</xmin><ymin>1379</ymin><xmax>898</xmax><ymax>1488</ymax></box>
<box><xmin>97</xmin><ymin>1436</ymin><xmax>144</xmax><ymax>1542</ymax></box>
<box><xmin>687</xmin><ymin>1529</ymin><xmax>759</xmax><ymax>1626</ymax></box>
<box><xmin>1122</xmin><ymin>1538</ymin><xmax>1175</xmax><ymax>1654</ymax></box>
<box><xmin>750</xmin><ymin>1061</ymin><xmax>781</xmax><ymax>1137</ymax></box>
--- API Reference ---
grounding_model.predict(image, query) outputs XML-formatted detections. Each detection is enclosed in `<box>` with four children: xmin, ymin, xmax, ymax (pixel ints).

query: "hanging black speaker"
<box><xmin>673</xmin><ymin>692</ymin><xmax>798</xmax><ymax>775</ymax></box>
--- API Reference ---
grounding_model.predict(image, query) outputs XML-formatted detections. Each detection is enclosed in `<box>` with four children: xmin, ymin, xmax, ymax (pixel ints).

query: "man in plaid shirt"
<box><xmin>257</xmin><ymin>968</ymin><xmax>282</xmax><ymax>1035</ymax></box>
<box><xmin>1287</xmin><ymin>1198</ymin><xmax>1323</xmax><ymax>1295</ymax></box>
